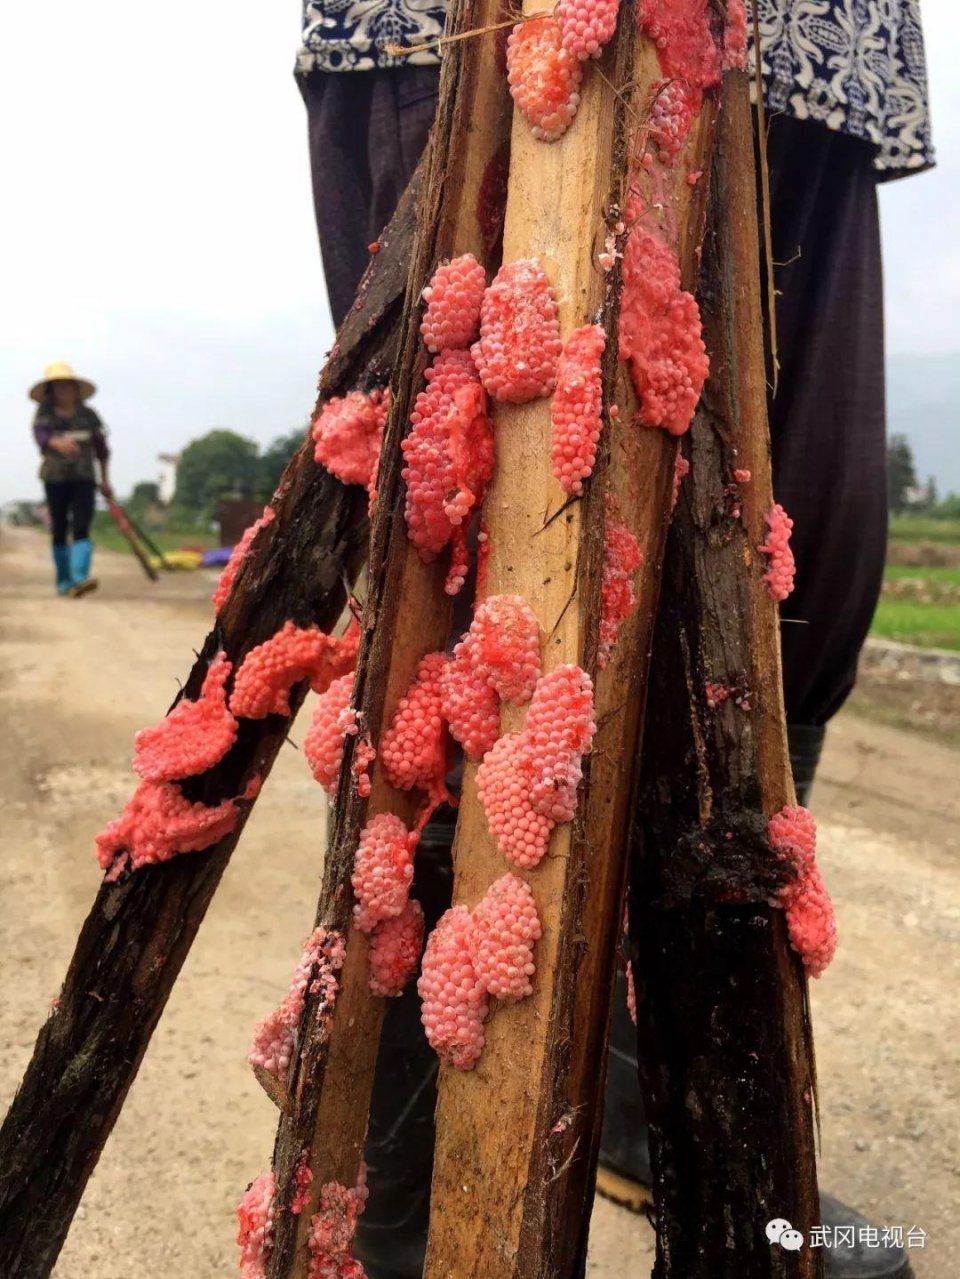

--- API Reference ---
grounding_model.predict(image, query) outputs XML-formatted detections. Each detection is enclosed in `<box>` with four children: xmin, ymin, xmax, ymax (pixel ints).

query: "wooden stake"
<box><xmin>422</xmin><ymin>18</ymin><xmax>720</xmax><ymax>1279</ymax></box>
<box><xmin>628</xmin><ymin>69</ymin><xmax>823</xmax><ymax>1278</ymax></box>
<box><xmin>263</xmin><ymin>2</ymin><xmax>514</xmax><ymax>1275</ymax></box>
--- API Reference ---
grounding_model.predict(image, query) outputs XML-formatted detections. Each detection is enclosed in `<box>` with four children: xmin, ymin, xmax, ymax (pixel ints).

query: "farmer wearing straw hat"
<box><xmin>30</xmin><ymin>361</ymin><xmax>113</xmax><ymax>597</ymax></box>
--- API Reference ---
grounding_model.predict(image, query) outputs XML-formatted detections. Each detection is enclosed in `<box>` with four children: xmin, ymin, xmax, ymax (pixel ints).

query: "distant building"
<box><xmin>157</xmin><ymin>452</ymin><xmax>180</xmax><ymax>505</ymax></box>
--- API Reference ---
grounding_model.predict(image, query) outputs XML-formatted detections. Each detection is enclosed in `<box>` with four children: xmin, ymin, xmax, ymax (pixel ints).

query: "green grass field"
<box><xmin>872</xmin><ymin>562</ymin><xmax>960</xmax><ymax>651</ymax></box>
<box><xmin>883</xmin><ymin>564</ymin><xmax>960</xmax><ymax>585</ymax></box>
<box><xmin>888</xmin><ymin>514</ymin><xmax>960</xmax><ymax>545</ymax></box>
<box><xmin>871</xmin><ymin>598</ymin><xmax>960</xmax><ymax>651</ymax></box>
<box><xmin>90</xmin><ymin>511</ymin><xmax>217</xmax><ymax>557</ymax></box>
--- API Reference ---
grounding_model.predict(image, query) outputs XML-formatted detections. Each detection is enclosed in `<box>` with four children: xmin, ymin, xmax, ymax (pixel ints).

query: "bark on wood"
<box><xmin>264</xmin><ymin>4</ymin><xmax>513</xmax><ymax>1276</ymax></box>
<box><xmin>0</xmin><ymin>173</ymin><xmax>424</xmax><ymax>1279</ymax></box>
<box><xmin>627</xmin><ymin>72</ymin><xmax>823</xmax><ymax>1279</ymax></box>
<box><xmin>423</xmin><ymin>18</ymin><xmax>719</xmax><ymax>1279</ymax></box>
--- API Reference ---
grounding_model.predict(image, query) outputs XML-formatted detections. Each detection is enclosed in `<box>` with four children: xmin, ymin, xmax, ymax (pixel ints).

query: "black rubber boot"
<box><xmin>788</xmin><ymin>722</ymin><xmax>826</xmax><ymax>807</ymax></box>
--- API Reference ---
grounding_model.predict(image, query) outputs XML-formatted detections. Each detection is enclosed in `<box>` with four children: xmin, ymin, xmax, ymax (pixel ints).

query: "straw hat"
<box><xmin>29</xmin><ymin>361</ymin><xmax>96</xmax><ymax>404</ymax></box>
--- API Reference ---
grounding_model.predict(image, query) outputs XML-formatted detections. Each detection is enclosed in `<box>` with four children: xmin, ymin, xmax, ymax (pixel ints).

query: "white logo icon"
<box><xmin>767</xmin><ymin>1219</ymin><xmax>804</xmax><ymax>1251</ymax></box>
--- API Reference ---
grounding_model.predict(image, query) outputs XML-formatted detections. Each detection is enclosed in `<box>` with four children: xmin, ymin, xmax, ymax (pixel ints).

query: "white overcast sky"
<box><xmin>1</xmin><ymin>1</ymin><xmax>956</xmax><ymax>505</ymax></box>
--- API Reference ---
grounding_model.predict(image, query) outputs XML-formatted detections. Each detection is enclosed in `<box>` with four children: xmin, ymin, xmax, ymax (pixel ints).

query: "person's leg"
<box><xmin>68</xmin><ymin>479</ymin><xmax>98</xmax><ymax>595</ymax></box>
<box><xmin>300</xmin><ymin>66</ymin><xmax>439</xmax><ymax>327</ymax></box>
<box><xmin>45</xmin><ymin>482</ymin><xmax>73</xmax><ymax>594</ymax></box>
<box><xmin>300</xmin><ymin>70</ymin><xmax>376</xmax><ymax>327</ymax></box>
<box><xmin>366</xmin><ymin>66</ymin><xmax>439</xmax><ymax>249</ymax></box>
<box><xmin>765</xmin><ymin>116</ymin><xmax>888</xmax><ymax>800</ymax></box>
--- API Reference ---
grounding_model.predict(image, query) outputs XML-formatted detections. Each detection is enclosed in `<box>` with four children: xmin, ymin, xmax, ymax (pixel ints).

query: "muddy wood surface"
<box><xmin>627</xmin><ymin>73</ymin><xmax>821</xmax><ymax>1279</ymax></box>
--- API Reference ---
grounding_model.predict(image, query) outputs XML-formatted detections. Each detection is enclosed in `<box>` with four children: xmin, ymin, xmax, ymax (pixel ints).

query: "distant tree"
<box><xmin>128</xmin><ymin>481</ymin><xmax>160</xmax><ymax>508</ymax></box>
<box><xmin>259</xmin><ymin>428</ymin><xmax>308</xmax><ymax>497</ymax></box>
<box><xmin>933</xmin><ymin>492</ymin><xmax>960</xmax><ymax>520</ymax></box>
<box><xmin>174</xmin><ymin>430</ymin><xmax>260</xmax><ymax>514</ymax></box>
<box><xmin>887</xmin><ymin>434</ymin><xmax>917</xmax><ymax>513</ymax></box>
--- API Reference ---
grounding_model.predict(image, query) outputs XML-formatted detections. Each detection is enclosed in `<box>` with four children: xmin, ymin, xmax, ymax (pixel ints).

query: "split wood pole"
<box><xmin>422</xmin><ymin>14</ymin><xmax>721</xmax><ymax>1279</ymax></box>
<box><xmin>628</xmin><ymin>70</ymin><xmax>823</xmax><ymax>1278</ymax></box>
<box><xmin>263</xmin><ymin>0</ymin><xmax>515</xmax><ymax>1273</ymax></box>
<box><xmin>0</xmin><ymin>174</ymin><xmax>424</xmax><ymax>1279</ymax></box>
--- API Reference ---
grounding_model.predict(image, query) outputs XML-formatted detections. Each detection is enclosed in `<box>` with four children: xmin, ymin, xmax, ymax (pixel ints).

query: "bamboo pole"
<box><xmin>0</xmin><ymin>172</ymin><xmax>424</xmax><ymax>1279</ymax></box>
<box><xmin>628</xmin><ymin>69</ymin><xmax>823</xmax><ymax>1278</ymax></box>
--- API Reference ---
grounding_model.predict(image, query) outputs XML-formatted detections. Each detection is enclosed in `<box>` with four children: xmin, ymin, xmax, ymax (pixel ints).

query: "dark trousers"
<box><xmin>766</xmin><ymin>115</ymin><xmax>887</xmax><ymax>729</ymax></box>
<box><xmin>44</xmin><ymin>479</ymin><xmax>95</xmax><ymax>545</ymax></box>
<box><xmin>298</xmin><ymin>66</ymin><xmax>441</xmax><ymax>327</ymax></box>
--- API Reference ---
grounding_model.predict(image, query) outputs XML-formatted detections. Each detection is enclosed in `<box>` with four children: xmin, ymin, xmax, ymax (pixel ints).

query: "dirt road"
<box><xmin>1</xmin><ymin>527</ymin><xmax>957</xmax><ymax>1277</ymax></box>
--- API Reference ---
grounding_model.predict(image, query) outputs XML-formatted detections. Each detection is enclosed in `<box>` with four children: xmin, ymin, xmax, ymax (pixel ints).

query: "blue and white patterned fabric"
<box><xmin>755</xmin><ymin>0</ymin><xmax>933</xmax><ymax>177</ymax></box>
<box><xmin>296</xmin><ymin>0</ymin><xmax>445</xmax><ymax>72</ymax></box>
<box><xmin>296</xmin><ymin>0</ymin><xmax>933</xmax><ymax>177</ymax></box>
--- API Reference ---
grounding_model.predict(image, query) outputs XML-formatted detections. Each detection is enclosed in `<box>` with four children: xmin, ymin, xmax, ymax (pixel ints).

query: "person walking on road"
<box><xmin>30</xmin><ymin>361</ymin><xmax>112</xmax><ymax>597</ymax></box>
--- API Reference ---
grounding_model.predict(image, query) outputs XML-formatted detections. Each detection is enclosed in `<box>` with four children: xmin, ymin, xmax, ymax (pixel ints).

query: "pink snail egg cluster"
<box><xmin>477</xmin><ymin>665</ymin><xmax>596</xmax><ymax>866</ymax></box>
<box><xmin>767</xmin><ymin>805</ymin><xmax>837</xmax><ymax>978</ymax></box>
<box><xmin>311</xmin><ymin>388</ymin><xmax>390</xmax><ymax>490</ymax></box>
<box><xmin>705</xmin><ymin>681</ymin><xmax>732</xmax><ymax>710</ymax></box>
<box><xmin>626</xmin><ymin>959</ymin><xmax>637</xmax><ymax>1025</ymax></box>
<box><xmin>619</xmin><ymin>221</ymin><xmax>709</xmax><ymax>435</ymax></box>
<box><xmin>351</xmin><ymin>732</ymin><xmax>376</xmax><ymax>798</ymax></box>
<box><xmin>229</xmin><ymin>621</ymin><xmax>359</xmax><ymax>720</ymax></box>
<box><xmin>477</xmin><ymin>733</ymin><xmax>554</xmax><ymax>868</ymax></box>
<box><xmin>525</xmin><ymin>664</ymin><xmax>597</xmax><ymax>821</ymax></box>
<box><xmin>557</xmin><ymin>0</ymin><xmax>620</xmax><ymax>60</ymax></box>
<box><xmin>471</xmin><ymin>873</ymin><xmax>542</xmax><ymax>1002</ymax></box>
<box><xmin>368</xmin><ymin>898</ymin><xmax>425</xmax><ymax>998</ymax></box>
<box><xmin>307</xmin><ymin>1168</ymin><xmax>368</xmax><ymax>1279</ymax></box>
<box><xmin>401</xmin><ymin>349</ymin><xmax>494</xmax><ymax>595</ymax></box>
<box><xmin>420</xmin><ymin>254</ymin><xmax>487</xmax><ymax>353</ymax></box>
<box><xmin>133</xmin><ymin>651</ymin><xmax>237</xmax><ymax>783</ymax></box>
<box><xmin>472</xmin><ymin>259</ymin><xmax>563</xmax><ymax>403</ymax></box>
<box><xmin>304</xmin><ymin>673</ymin><xmax>356</xmax><ymax>796</ymax></box>
<box><xmin>95</xmin><ymin>775</ymin><xmax>260</xmax><ymax>877</ymax></box>
<box><xmin>599</xmin><ymin>516</ymin><xmax>642</xmax><ymax>668</ymax></box>
<box><xmin>214</xmin><ymin>506</ymin><xmax>275</xmax><ymax>615</ymax></box>
<box><xmin>237</xmin><ymin>1171</ymin><xmax>275</xmax><ymax>1279</ymax></box>
<box><xmin>723</xmin><ymin>0</ymin><xmax>748</xmax><ymax>69</ymax></box>
<box><xmin>759</xmin><ymin>503</ymin><xmax>796</xmax><ymax>602</ymax></box>
<box><xmin>671</xmin><ymin>452</ymin><xmax>691</xmax><ymax>511</ymax></box>
<box><xmin>439</xmin><ymin>636</ymin><xmax>501</xmax><ymax>759</ymax></box>
<box><xmin>647</xmin><ymin>79</ymin><xmax>698</xmax><ymax>166</ymax></box>
<box><xmin>418</xmin><ymin>904</ymin><xmax>489</xmax><ymax>1070</ymax></box>
<box><xmin>248</xmin><ymin>927</ymin><xmax>346</xmax><ymax>1078</ymax></box>
<box><xmin>352</xmin><ymin>812</ymin><xmax>416</xmax><ymax>934</ymax></box>
<box><xmin>403</xmin><ymin>350</ymin><xmax>481</xmax><ymax>558</ymax></box>
<box><xmin>470</xmin><ymin>594</ymin><xmax>542</xmax><ymax>703</ymax></box>
<box><xmin>507</xmin><ymin>16</ymin><xmax>583</xmax><ymax>142</ymax></box>
<box><xmin>292</xmin><ymin>1151</ymin><xmax>314</xmax><ymax>1215</ymax></box>
<box><xmin>768</xmin><ymin>804</ymin><xmax>817</xmax><ymax>871</ymax></box>
<box><xmin>380</xmin><ymin>652</ymin><xmax>451</xmax><ymax>805</ymax></box>
<box><xmin>551</xmin><ymin>324</ymin><xmax>606</xmax><ymax>496</ymax></box>
<box><xmin>637</xmin><ymin>0</ymin><xmax>722</xmax><ymax>90</ymax></box>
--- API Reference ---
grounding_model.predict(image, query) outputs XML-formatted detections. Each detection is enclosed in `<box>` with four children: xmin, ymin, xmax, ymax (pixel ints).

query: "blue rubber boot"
<box><xmin>68</xmin><ymin>538</ymin><xmax>98</xmax><ymax>597</ymax></box>
<box><xmin>52</xmin><ymin>543</ymin><xmax>72</xmax><ymax>595</ymax></box>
